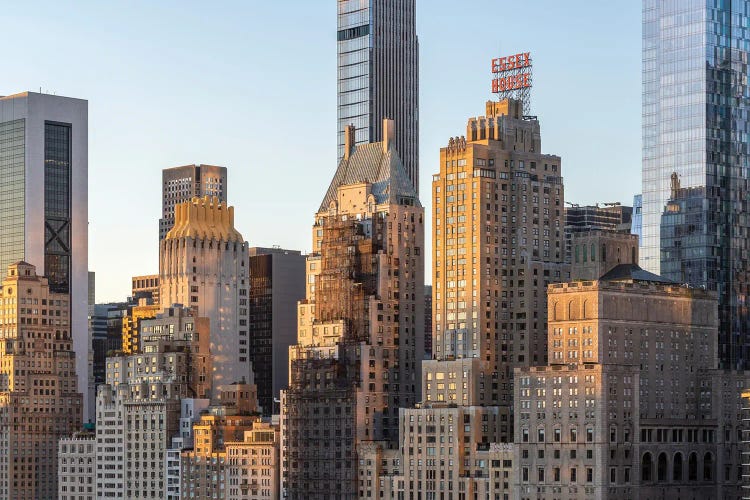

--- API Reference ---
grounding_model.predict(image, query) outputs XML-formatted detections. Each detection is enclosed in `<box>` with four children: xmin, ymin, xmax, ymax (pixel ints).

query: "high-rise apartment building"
<box><xmin>247</xmin><ymin>247</ymin><xmax>305</xmax><ymax>416</ymax></box>
<box><xmin>0</xmin><ymin>91</ymin><xmax>90</xmax><ymax>420</ymax></box>
<box><xmin>159</xmin><ymin>196</ymin><xmax>251</xmax><ymax>393</ymax></box>
<box><xmin>0</xmin><ymin>262</ymin><xmax>83</xmax><ymax>499</ymax></box>
<box><xmin>337</xmin><ymin>0</ymin><xmax>419</xmax><ymax>192</ymax></box>
<box><xmin>642</xmin><ymin>1</ymin><xmax>750</xmax><ymax>368</ymax></box>
<box><xmin>159</xmin><ymin>164</ymin><xmax>227</xmax><ymax>241</ymax></box>
<box><xmin>284</xmin><ymin>120</ymin><xmax>424</xmax><ymax>498</ymax></box>
<box><xmin>95</xmin><ymin>305</ymin><xmax>211</xmax><ymax>498</ymax></box>
<box><xmin>431</xmin><ymin>99</ymin><xmax>568</xmax><ymax>424</ymax></box>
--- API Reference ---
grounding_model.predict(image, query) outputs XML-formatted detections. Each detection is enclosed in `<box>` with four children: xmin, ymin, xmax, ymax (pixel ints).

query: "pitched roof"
<box><xmin>599</xmin><ymin>263</ymin><xmax>675</xmax><ymax>284</ymax></box>
<box><xmin>319</xmin><ymin>143</ymin><xmax>420</xmax><ymax>212</ymax></box>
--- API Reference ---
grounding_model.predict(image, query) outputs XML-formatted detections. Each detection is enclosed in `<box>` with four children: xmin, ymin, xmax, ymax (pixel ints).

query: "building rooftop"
<box><xmin>599</xmin><ymin>263</ymin><xmax>674</xmax><ymax>284</ymax></box>
<box><xmin>320</xmin><ymin>141</ymin><xmax>420</xmax><ymax>211</ymax></box>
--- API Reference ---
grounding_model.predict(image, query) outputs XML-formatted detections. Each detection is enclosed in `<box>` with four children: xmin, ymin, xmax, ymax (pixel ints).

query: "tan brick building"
<box><xmin>283</xmin><ymin>120</ymin><xmax>425</xmax><ymax>499</ymax></box>
<box><xmin>431</xmin><ymin>99</ymin><xmax>568</xmax><ymax>438</ymax></box>
<box><xmin>0</xmin><ymin>261</ymin><xmax>83</xmax><ymax>499</ymax></box>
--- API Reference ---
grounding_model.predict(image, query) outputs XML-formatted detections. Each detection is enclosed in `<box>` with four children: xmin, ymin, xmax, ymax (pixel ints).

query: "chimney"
<box><xmin>383</xmin><ymin>118</ymin><xmax>395</xmax><ymax>153</ymax></box>
<box><xmin>344</xmin><ymin>124</ymin><xmax>356</xmax><ymax>160</ymax></box>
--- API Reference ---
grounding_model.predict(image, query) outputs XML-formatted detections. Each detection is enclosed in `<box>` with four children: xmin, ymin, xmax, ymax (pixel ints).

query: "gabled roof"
<box><xmin>319</xmin><ymin>142</ymin><xmax>420</xmax><ymax>212</ymax></box>
<box><xmin>599</xmin><ymin>263</ymin><xmax>675</xmax><ymax>284</ymax></box>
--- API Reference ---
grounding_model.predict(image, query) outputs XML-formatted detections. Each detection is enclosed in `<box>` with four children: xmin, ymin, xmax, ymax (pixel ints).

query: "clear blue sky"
<box><xmin>4</xmin><ymin>1</ymin><xmax>641</xmax><ymax>302</ymax></box>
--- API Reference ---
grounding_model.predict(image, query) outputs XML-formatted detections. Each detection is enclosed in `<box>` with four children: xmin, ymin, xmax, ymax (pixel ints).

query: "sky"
<box><xmin>3</xmin><ymin>1</ymin><xmax>641</xmax><ymax>302</ymax></box>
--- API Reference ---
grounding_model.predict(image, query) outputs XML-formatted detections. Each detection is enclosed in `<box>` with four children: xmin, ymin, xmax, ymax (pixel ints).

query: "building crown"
<box><xmin>165</xmin><ymin>196</ymin><xmax>243</xmax><ymax>242</ymax></box>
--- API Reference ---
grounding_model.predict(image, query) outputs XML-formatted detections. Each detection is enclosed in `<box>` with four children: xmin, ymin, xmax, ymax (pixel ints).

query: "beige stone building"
<box><xmin>180</xmin><ymin>408</ymin><xmax>257</xmax><ymax>499</ymax></box>
<box><xmin>159</xmin><ymin>195</ymin><xmax>251</xmax><ymax>395</ymax></box>
<box><xmin>58</xmin><ymin>431</ymin><xmax>95</xmax><ymax>500</ymax></box>
<box><xmin>0</xmin><ymin>261</ymin><xmax>83</xmax><ymax>499</ymax></box>
<box><xmin>431</xmin><ymin>99</ymin><xmax>568</xmax><ymax>439</ymax></box>
<box><xmin>226</xmin><ymin>421</ymin><xmax>280</xmax><ymax>500</ymax></box>
<box><xmin>284</xmin><ymin>120</ymin><xmax>425</xmax><ymax>498</ymax></box>
<box><xmin>180</xmin><ymin>395</ymin><xmax>278</xmax><ymax>500</ymax></box>
<box><xmin>514</xmin><ymin>231</ymin><xmax>749</xmax><ymax>500</ymax></box>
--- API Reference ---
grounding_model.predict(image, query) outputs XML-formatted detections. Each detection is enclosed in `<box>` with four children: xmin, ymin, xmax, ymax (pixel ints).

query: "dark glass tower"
<box><xmin>44</xmin><ymin>122</ymin><xmax>72</xmax><ymax>293</ymax></box>
<box><xmin>337</xmin><ymin>0</ymin><xmax>419</xmax><ymax>192</ymax></box>
<box><xmin>643</xmin><ymin>1</ymin><xmax>750</xmax><ymax>368</ymax></box>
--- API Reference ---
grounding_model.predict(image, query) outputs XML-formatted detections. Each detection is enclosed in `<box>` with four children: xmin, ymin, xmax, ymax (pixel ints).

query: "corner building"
<box><xmin>431</xmin><ymin>99</ymin><xmax>567</xmax><ymax>429</ymax></box>
<box><xmin>284</xmin><ymin>120</ymin><xmax>424</xmax><ymax>499</ymax></box>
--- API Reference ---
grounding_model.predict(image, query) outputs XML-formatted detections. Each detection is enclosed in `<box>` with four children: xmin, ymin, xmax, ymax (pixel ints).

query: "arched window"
<box><xmin>568</xmin><ymin>301</ymin><xmax>576</xmax><ymax>320</ymax></box>
<box><xmin>703</xmin><ymin>452</ymin><xmax>713</xmax><ymax>481</ymax></box>
<box><xmin>631</xmin><ymin>246</ymin><xmax>636</xmax><ymax>264</ymax></box>
<box><xmin>591</xmin><ymin>243</ymin><xmax>596</xmax><ymax>261</ymax></box>
<box><xmin>583</xmin><ymin>300</ymin><xmax>588</xmax><ymax>319</ymax></box>
<box><xmin>673</xmin><ymin>452</ymin><xmax>683</xmax><ymax>481</ymax></box>
<box><xmin>575</xmin><ymin>245</ymin><xmax>579</xmax><ymax>263</ymax></box>
<box><xmin>583</xmin><ymin>244</ymin><xmax>588</xmax><ymax>262</ymax></box>
<box><xmin>601</xmin><ymin>244</ymin><xmax>606</xmax><ymax>261</ymax></box>
<box><xmin>657</xmin><ymin>453</ymin><xmax>668</xmax><ymax>481</ymax></box>
<box><xmin>688</xmin><ymin>452</ymin><xmax>698</xmax><ymax>481</ymax></box>
<box><xmin>642</xmin><ymin>452</ymin><xmax>653</xmax><ymax>482</ymax></box>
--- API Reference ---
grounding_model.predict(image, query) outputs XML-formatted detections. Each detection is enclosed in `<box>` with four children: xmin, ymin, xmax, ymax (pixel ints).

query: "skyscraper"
<box><xmin>159</xmin><ymin>164</ymin><xmax>227</xmax><ymax>241</ymax></box>
<box><xmin>159</xmin><ymin>196</ymin><xmax>251</xmax><ymax>393</ymax></box>
<box><xmin>642</xmin><ymin>1</ymin><xmax>750</xmax><ymax>368</ymax></box>
<box><xmin>0</xmin><ymin>91</ymin><xmax>90</xmax><ymax>420</ymax></box>
<box><xmin>337</xmin><ymin>0</ymin><xmax>419</xmax><ymax>192</ymax></box>
<box><xmin>431</xmin><ymin>99</ymin><xmax>568</xmax><ymax>420</ymax></box>
<box><xmin>284</xmin><ymin>120</ymin><xmax>424</xmax><ymax>498</ymax></box>
<box><xmin>247</xmin><ymin>246</ymin><xmax>305</xmax><ymax>416</ymax></box>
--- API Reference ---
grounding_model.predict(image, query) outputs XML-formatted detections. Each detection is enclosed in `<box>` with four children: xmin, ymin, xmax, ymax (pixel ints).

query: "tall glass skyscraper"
<box><xmin>337</xmin><ymin>0</ymin><xmax>419</xmax><ymax>192</ymax></box>
<box><xmin>642</xmin><ymin>1</ymin><xmax>750</xmax><ymax>368</ymax></box>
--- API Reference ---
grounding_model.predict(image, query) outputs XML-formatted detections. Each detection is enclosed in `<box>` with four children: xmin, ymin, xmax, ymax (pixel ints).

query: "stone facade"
<box><xmin>431</xmin><ymin>99</ymin><xmax>568</xmax><ymax>439</ymax></box>
<box><xmin>58</xmin><ymin>432</ymin><xmax>96</xmax><ymax>500</ymax></box>
<box><xmin>513</xmin><ymin>241</ymin><xmax>749</xmax><ymax>500</ymax></box>
<box><xmin>159</xmin><ymin>196</ymin><xmax>251</xmax><ymax>395</ymax></box>
<box><xmin>0</xmin><ymin>261</ymin><xmax>83</xmax><ymax>499</ymax></box>
<box><xmin>284</xmin><ymin>120</ymin><xmax>424</xmax><ymax>498</ymax></box>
